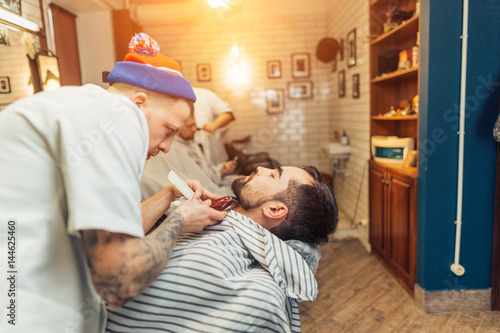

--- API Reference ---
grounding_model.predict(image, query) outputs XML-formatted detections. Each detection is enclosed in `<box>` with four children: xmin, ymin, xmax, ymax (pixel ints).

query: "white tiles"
<box><xmin>145</xmin><ymin>13</ymin><xmax>332</xmax><ymax>170</ymax></box>
<box><xmin>326</xmin><ymin>0</ymin><xmax>370</xmax><ymax>238</ymax></box>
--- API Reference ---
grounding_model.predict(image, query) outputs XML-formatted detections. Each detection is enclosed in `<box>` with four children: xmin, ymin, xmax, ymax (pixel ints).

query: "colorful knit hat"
<box><xmin>107</xmin><ymin>33</ymin><xmax>196</xmax><ymax>102</ymax></box>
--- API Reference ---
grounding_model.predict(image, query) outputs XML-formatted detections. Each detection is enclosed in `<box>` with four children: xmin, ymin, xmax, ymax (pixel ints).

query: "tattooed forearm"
<box><xmin>82</xmin><ymin>212</ymin><xmax>184</xmax><ymax>308</ymax></box>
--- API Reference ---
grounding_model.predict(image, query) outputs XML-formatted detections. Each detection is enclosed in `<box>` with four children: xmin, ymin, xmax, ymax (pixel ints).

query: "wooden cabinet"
<box><xmin>368</xmin><ymin>0</ymin><xmax>420</xmax><ymax>296</ymax></box>
<box><xmin>369</xmin><ymin>161</ymin><xmax>417</xmax><ymax>295</ymax></box>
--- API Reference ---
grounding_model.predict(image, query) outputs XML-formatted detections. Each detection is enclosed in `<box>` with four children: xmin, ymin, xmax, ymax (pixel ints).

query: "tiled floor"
<box><xmin>299</xmin><ymin>239</ymin><xmax>500</xmax><ymax>332</ymax></box>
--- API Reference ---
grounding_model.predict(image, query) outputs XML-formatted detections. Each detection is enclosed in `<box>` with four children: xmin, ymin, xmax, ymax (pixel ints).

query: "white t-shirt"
<box><xmin>192</xmin><ymin>87</ymin><xmax>232</xmax><ymax>165</ymax></box>
<box><xmin>0</xmin><ymin>84</ymin><xmax>148</xmax><ymax>333</ymax></box>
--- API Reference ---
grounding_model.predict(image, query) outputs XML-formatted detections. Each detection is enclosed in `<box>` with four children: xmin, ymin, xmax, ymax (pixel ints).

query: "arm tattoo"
<box><xmin>82</xmin><ymin>212</ymin><xmax>184</xmax><ymax>308</ymax></box>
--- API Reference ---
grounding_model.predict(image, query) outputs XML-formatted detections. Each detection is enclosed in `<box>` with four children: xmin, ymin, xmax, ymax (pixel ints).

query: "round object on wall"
<box><xmin>316</xmin><ymin>37</ymin><xmax>341</xmax><ymax>63</ymax></box>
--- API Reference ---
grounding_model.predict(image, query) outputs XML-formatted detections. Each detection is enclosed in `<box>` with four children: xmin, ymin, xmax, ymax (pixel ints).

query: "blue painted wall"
<box><xmin>418</xmin><ymin>0</ymin><xmax>500</xmax><ymax>291</ymax></box>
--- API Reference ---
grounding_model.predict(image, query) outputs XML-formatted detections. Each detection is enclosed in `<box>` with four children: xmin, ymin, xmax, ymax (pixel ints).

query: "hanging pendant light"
<box><xmin>207</xmin><ymin>0</ymin><xmax>229</xmax><ymax>8</ymax></box>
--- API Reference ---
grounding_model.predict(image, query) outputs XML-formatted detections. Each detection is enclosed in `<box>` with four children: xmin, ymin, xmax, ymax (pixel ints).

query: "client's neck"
<box><xmin>231</xmin><ymin>204</ymin><xmax>273</xmax><ymax>230</ymax></box>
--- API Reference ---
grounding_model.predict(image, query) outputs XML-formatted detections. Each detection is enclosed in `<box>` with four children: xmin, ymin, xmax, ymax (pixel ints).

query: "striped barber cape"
<box><xmin>106</xmin><ymin>210</ymin><xmax>318</xmax><ymax>333</ymax></box>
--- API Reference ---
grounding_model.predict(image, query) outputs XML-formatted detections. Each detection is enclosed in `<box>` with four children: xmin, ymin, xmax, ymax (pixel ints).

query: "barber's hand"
<box><xmin>183</xmin><ymin>179</ymin><xmax>222</xmax><ymax>202</ymax></box>
<box><xmin>202</xmin><ymin>122</ymin><xmax>218</xmax><ymax>133</ymax></box>
<box><xmin>175</xmin><ymin>195</ymin><xmax>227</xmax><ymax>233</ymax></box>
<box><xmin>221</xmin><ymin>157</ymin><xmax>238</xmax><ymax>175</ymax></box>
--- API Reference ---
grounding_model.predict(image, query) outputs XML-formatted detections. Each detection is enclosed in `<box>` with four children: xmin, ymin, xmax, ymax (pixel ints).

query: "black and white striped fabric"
<box><xmin>106</xmin><ymin>210</ymin><xmax>318</xmax><ymax>333</ymax></box>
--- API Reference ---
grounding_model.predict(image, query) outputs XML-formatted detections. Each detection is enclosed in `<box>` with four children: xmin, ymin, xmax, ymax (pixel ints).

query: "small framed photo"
<box><xmin>347</xmin><ymin>28</ymin><xmax>357</xmax><ymax>68</ymax></box>
<box><xmin>291</xmin><ymin>53</ymin><xmax>310</xmax><ymax>79</ymax></box>
<box><xmin>338</xmin><ymin>70</ymin><xmax>346</xmax><ymax>98</ymax></box>
<box><xmin>197</xmin><ymin>63</ymin><xmax>211</xmax><ymax>82</ymax></box>
<box><xmin>266</xmin><ymin>89</ymin><xmax>284</xmax><ymax>114</ymax></box>
<box><xmin>288</xmin><ymin>81</ymin><xmax>313</xmax><ymax>99</ymax></box>
<box><xmin>267</xmin><ymin>60</ymin><xmax>282</xmax><ymax>79</ymax></box>
<box><xmin>0</xmin><ymin>76</ymin><xmax>11</xmax><ymax>94</ymax></box>
<box><xmin>352</xmin><ymin>73</ymin><xmax>360</xmax><ymax>98</ymax></box>
<box><xmin>1</xmin><ymin>0</ymin><xmax>21</xmax><ymax>15</ymax></box>
<box><xmin>331</xmin><ymin>57</ymin><xmax>337</xmax><ymax>73</ymax></box>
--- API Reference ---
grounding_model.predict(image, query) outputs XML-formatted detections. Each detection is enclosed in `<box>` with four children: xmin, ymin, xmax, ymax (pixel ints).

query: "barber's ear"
<box><xmin>131</xmin><ymin>92</ymin><xmax>147</xmax><ymax>109</ymax></box>
<box><xmin>263</xmin><ymin>201</ymin><xmax>288</xmax><ymax>220</ymax></box>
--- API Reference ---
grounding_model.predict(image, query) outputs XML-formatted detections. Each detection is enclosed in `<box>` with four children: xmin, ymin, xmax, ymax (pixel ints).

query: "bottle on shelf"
<box><xmin>412</xmin><ymin>32</ymin><xmax>420</xmax><ymax>67</ymax></box>
<box><xmin>413</xmin><ymin>95</ymin><xmax>419</xmax><ymax>114</ymax></box>
<box><xmin>341</xmin><ymin>130</ymin><xmax>349</xmax><ymax>146</ymax></box>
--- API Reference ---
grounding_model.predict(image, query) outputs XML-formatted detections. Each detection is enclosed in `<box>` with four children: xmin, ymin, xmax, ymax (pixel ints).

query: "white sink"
<box><xmin>321</xmin><ymin>142</ymin><xmax>351</xmax><ymax>160</ymax></box>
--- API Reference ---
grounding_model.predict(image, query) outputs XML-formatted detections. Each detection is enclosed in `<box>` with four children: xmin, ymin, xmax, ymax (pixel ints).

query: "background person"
<box><xmin>193</xmin><ymin>87</ymin><xmax>235</xmax><ymax>165</ymax></box>
<box><xmin>0</xmin><ymin>33</ymin><xmax>225</xmax><ymax>333</ymax></box>
<box><xmin>141</xmin><ymin>115</ymin><xmax>238</xmax><ymax>199</ymax></box>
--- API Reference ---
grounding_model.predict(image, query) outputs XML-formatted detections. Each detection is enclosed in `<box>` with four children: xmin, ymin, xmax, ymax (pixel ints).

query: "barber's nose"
<box><xmin>159</xmin><ymin>137</ymin><xmax>175</xmax><ymax>153</ymax></box>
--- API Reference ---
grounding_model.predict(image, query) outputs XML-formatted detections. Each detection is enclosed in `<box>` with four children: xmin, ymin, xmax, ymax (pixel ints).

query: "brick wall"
<box><xmin>326</xmin><ymin>0</ymin><xmax>370</xmax><ymax>239</ymax></box>
<box><xmin>144</xmin><ymin>13</ymin><xmax>333</xmax><ymax>171</ymax></box>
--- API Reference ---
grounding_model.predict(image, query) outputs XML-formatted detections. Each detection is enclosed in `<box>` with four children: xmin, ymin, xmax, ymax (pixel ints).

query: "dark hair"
<box><xmin>269</xmin><ymin>166</ymin><xmax>338</xmax><ymax>245</ymax></box>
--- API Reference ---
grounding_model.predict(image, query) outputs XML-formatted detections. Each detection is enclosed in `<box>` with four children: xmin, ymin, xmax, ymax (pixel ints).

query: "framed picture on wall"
<box><xmin>1</xmin><ymin>0</ymin><xmax>21</xmax><ymax>15</ymax></box>
<box><xmin>291</xmin><ymin>53</ymin><xmax>310</xmax><ymax>79</ymax></box>
<box><xmin>347</xmin><ymin>28</ymin><xmax>357</xmax><ymax>68</ymax></box>
<box><xmin>267</xmin><ymin>60</ymin><xmax>282</xmax><ymax>79</ymax></box>
<box><xmin>288</xmin><ymin>81</ymin><xmax>313</xmax><ymax>99</ymax></box>
<box><xmin>338</xmin><ymin>70</ymin><xmax>345</xmax><ymax>98</ymax></box>
<box><xmin>352</xmin><ymin>73</ymin><xmax>360</xmax><ymax>98</ymax></box>
<box><xmin>0</xmin><ymin>76</ymin><xmax>11</xmax><ymax>93</ymax></box>
<box><xmin>197</xmin><ymin>63</ymin><xmax>211</xmax><ymax>82</ymax></box>
<box><xmin>331</xmin><ymin>56</ymin><xmax>337</xmax><ymax>73</ymax></box>
<box><xmin>266</xmin><ymin>89</ymin><xmax>284</xmax><ymax>114</ymax></box>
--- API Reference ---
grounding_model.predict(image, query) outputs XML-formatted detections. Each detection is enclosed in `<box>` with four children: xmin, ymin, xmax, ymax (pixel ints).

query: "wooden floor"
<box><xmin>299</xmin><ymin>239</ymin><xmax>500</xmax><ymax>333</ymax></box>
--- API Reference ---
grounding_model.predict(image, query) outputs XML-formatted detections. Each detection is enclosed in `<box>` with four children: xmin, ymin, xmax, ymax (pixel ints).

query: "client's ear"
<box><xmin>262</xmin><ymin>201</ymin><xmax>288</xmax><ymax>221</ymax></box>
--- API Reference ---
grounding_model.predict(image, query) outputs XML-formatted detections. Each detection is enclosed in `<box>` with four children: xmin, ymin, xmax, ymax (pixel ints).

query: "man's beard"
<box><xmin>231</xmin><ymin>174</ymin><xmax>268</xmax><ymax>210</ymax></box>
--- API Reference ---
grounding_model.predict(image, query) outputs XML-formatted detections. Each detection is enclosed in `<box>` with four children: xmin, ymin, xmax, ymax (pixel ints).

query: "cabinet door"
<box><xmin>387</xmin><ymin>171</ymin><xmax>417</xmax><ymax>290</ymax></box>
<box><xmin>369</xmin><ymin>163</ymin><xmax>387</xmax><ymax>256</ymax></box>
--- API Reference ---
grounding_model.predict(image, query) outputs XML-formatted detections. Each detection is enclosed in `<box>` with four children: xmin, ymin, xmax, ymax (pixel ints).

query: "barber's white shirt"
<box><xmin>0</xmin><ymin>85</ymin><xmax>148</xmax><ymax>333</ymax></box>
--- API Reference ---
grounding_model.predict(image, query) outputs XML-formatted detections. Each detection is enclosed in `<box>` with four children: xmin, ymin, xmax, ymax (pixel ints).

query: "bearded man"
<box><xmin>106</xmin><ymin>165</ymin><xmax>338</xmax><ymax>333</ymax></box>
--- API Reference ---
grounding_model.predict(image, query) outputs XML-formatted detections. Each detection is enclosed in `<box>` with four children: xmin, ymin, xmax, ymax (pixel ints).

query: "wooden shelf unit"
<box><xmin>368</xmin><ymin>0</ymin><xmax>420</xmax><ymax>296</ymax></box>
<box><xmin>371</xmin><ymin>66</ymin><xmax>419</xmax><ymax>83</ymax></box>
<box><xmin>371</xmin><ymin>115</ymin><xmax>418</xmax><ymax>120</ymax></box>
<box><xmin>371</xmin><ymin>15</ymin><xmax>420</xmax><ymax>46</ymax></box>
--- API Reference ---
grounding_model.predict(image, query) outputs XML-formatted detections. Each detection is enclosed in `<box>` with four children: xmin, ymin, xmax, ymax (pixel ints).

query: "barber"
<box><xmin>0</xmin><ymin>33</ymin><xmax>225</xmax><ymax>333</ymax></box>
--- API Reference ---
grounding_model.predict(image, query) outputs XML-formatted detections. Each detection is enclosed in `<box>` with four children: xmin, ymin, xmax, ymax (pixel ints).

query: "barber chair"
<box><xmin>224</xmin><ymin>136</ymin><xmax>280</xmax><ymax>176</ymax></box>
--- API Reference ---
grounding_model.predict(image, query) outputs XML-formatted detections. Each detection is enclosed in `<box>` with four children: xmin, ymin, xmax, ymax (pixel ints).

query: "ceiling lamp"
<box><xmin>207</xmin><ymin>0</ymin><xmax>229</xmax><ymax>8</ymax></box>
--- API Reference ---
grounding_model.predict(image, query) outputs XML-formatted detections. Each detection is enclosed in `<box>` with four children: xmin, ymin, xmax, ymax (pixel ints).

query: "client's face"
<box><xmin>231</xmin><ymin>166</ymin><xmax>313</xmax><ymax>210</ymax></box>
